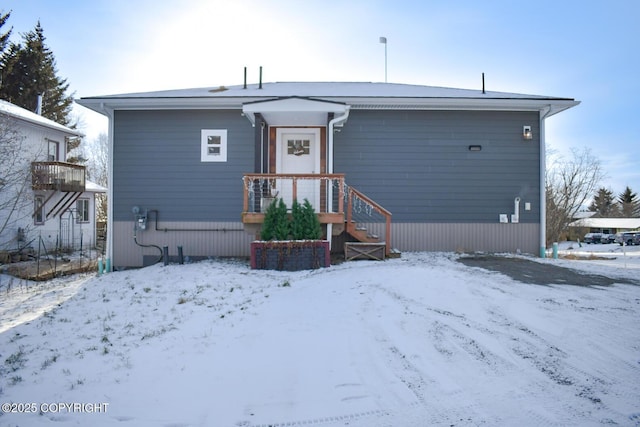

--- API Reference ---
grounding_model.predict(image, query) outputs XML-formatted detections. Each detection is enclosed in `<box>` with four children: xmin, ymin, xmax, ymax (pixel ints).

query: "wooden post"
<box><xmin>346</xmin><ymin>186</ymin><xmax>353</xmax><ymax>225</ymax></box>
<box><xmin>338</xmin><ymin>177</ymin><xmax>344</xmax><ymax>214</ymax></box>
<box><xmin>292</xmin><ymin>177</ymin><xmax>297</xmax><ymax>202</ymax></box>
<box><xmin>385</xmin><ymin>216</ymin><xmax>392</xmax><ymax>256</ymax></box>
<box><xmin>242</xmin><ymin>176</ymin><xmax>249</xmax><ymax>212</ymax></box>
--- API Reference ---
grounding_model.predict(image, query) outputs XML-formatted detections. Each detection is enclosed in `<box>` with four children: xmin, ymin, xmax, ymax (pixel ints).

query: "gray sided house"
<box><xmin>78</xmin><ymin>82</ymin><xmax>578</xmax><ymax>268</ymax></box>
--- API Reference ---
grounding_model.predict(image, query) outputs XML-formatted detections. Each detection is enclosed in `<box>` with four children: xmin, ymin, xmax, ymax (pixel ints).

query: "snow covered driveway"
<box><xmin>1</xmin><ymin>253</ymin><xmax>639</xmax><ymax>426</ymax></box>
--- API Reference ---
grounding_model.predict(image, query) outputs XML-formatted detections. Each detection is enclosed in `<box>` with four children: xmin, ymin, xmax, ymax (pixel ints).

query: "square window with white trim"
<box><xmin>201</xmin><ymin>129</ymin><xmax>227</xmax><ymax>162</ymax></box>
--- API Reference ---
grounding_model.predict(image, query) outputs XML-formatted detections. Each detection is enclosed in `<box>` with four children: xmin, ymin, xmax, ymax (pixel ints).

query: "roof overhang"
<box><xmin>343</xmin><ymin>97</ymin><xmax>579</xmax><ymax>117</ymax></box>
<box><xmin>241</xmin><ymin>97</ymin><xmax>348</xmax><ymax>126</ymax></box>
<box><xmin>77</xmin><ymin>95</ymin><xmax>578</xmax><ymax>118</ymax></box>
<box><xmin>0</xmin><ymin>100</ymin><xmax>84</xmax><ymax>137</ymax></box>
<box><xmin>569</xmin><ymin>218</ymin><xmax>640</xmax><ymax>230</ymax></box>
<box><xmin>76</xmin><ymin>83</ymin><xmax>579</xmax><ymax>121</ymax></box>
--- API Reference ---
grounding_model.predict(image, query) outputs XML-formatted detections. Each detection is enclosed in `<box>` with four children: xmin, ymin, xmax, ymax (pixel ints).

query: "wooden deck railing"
<box><xmin>242</xmin><ymin>173</ymin><xmax>346</xmax><ymax>224</ymax></box>
<box><xmin>31</xmin><ymin>162</ymin><xmax>86</xmax><ymax>192</ymax></box>
<box><xmin>346</xmin><ymin>186</ymin><xmax>392</xmax><ymax>256</ymax></box>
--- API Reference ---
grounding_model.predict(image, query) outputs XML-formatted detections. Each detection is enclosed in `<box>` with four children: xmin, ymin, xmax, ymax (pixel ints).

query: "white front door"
<box><xmin>276</xmin><ymin>128</ymin><xmax>321</xmax><ymax>209</ymax></box>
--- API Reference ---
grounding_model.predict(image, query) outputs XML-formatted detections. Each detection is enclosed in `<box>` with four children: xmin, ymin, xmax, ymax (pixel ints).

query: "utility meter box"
<box><xmin>132</xmin><ymin>206</ymin><xmax>147</xmax><ymax>231</ymax></box>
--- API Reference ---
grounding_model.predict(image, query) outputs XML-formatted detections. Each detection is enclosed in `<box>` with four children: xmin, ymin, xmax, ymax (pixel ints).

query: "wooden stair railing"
<box><xmin>345</xmin><ymin>186</ymin><xmax>392</xmax><ymax>256</ymax></box>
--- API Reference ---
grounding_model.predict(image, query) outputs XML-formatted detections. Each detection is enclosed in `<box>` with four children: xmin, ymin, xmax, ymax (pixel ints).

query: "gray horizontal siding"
<box><xmin>334</xmin><ymin>110</ymin><xmax>540</xmax><ymax>223</ymax></box>
<box><xmin>112</xmin><ymin>221</ymin><xmax>253</xmax><ymax>268</ymax></box>
<box><xmin>114</xmin><ymin>221</ymin><xmax>538</xmax><ymax>268</ymax></box>
<box><xmin>113</xmin><ymin>110</ymin><xmax>254</xmax><ymax>222</ymax></box>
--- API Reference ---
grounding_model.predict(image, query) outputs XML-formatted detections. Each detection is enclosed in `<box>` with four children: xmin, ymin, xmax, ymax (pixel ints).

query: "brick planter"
<box><xmin>250</xmin><ymin>240</ymin><xmax>330</xmax><ymax>271</ymax></box>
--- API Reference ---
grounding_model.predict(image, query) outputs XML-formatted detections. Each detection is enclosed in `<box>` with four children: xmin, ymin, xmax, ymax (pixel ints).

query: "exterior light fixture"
<box><xmin>523</xmin><ymin>125</ymin><xmax>533</xmax><ymax>140</ymax></box>
<box><xmin>468</xmin><ymin>145</ymin><xmax>482</xmax><ymax>151</ymax></box>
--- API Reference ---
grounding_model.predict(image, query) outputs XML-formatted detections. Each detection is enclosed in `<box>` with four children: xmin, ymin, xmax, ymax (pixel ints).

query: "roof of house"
<box><xmin>0</xmin><ymin>99</ymin><xmax>83</xmax><ymax>137</ymax></box>
<box><xmin>77</xmin><ymin>81</ymin><xmax>579</xmax><ymax>118</ymax></box>
<box><xmin>569</xmin><ymin>217</ymin><xmax>640</xmax><ymax>230</ymax></box>
<box><xmin>85</xmin><ymin>180</ymin><xmax>107</xmax><ymax>193</ymax></box>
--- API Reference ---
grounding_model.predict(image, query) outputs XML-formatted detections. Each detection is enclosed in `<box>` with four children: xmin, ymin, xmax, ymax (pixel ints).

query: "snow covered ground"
<box><xmin>0</xmin><ymin>245</ymin><xmax>639</xmax><ymax>427</ymax></box>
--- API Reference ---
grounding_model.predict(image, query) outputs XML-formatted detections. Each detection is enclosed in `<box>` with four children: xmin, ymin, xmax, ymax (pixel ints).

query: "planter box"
<box><xmin>251</xmin><ymin>240</ymin><xmax>330</xmax><ymax>271</ymax></box>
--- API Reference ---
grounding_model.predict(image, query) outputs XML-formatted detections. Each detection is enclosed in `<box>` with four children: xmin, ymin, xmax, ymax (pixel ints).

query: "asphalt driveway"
<box><xmin>457</xmin><ymin>255</ymin><xmax>639</xmax><ymax>286</ymax></box>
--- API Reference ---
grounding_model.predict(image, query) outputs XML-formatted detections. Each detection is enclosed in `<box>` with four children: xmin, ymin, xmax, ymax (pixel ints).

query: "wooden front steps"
<box><xmin>346</xmin><ymin>221</ymin><xmax>379</xmax><ymax>243</ymax></box>
<box><xmin>344</xmin><ymin>221</ymin><xmax>401</xmax><ymax>261</ymax></box>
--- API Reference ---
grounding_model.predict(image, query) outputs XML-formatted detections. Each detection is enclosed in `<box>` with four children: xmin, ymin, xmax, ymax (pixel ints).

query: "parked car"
<box><xmin>584</xmin><ymin>232</ymin><xmax>602</xmax><ymax>244</ymax></box>
<box><xmin>615</xmin><ymin>231</ymin><xmax>639</xmax><ymax>246</ymax></box>
<box><xmin>601</xmin><ymin>233</ymin><xmax>616</xmax><ymax>244</ymax></box>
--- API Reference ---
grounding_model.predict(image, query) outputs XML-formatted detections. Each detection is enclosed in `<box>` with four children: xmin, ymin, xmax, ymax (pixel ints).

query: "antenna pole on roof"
<box><xmin>379</xmin><ymin>36</ymin><xmax>388</xmax><ymax>83</ymax></box>
<box><xmin>482</xmin><ymin>72</ymin><xmax>485</xmax><ymax>94</ymax></box>
<box><xmin>244</xmin><ymin>67</ymin><xmax>247</xmax><ymax>89</ymax></box>
<box><xmin>259</xmin><ymin>66</ymin><xmax>263</xmax><ymax>89</ymax></box>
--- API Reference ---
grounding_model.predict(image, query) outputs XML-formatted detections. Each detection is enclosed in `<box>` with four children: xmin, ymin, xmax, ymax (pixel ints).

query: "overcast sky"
<box><xmin>3</xmin><ymin>0</ymin><xmax>639</xmax><ymax>197</ymax></box>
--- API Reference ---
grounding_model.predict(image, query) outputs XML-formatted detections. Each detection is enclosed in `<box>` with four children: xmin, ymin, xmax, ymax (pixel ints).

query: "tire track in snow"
<box><xmin>358</xmin><ymin>283</ymin><xmax>492</xmax><ymax>425</ymax></box>
<box><xmin>364</xmin><ymin>280</ymin><xmax>633</xmax><ymax>426</ymax></box>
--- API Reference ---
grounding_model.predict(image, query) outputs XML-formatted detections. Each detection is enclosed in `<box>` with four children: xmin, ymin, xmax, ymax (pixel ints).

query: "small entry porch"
<box><xmin>241</xmin><ymin>173</ymin><xmax>395</xmax><ymax>258</ymax></box>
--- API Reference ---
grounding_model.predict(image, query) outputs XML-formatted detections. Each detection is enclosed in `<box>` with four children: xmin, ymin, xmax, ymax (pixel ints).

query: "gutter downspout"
<box><xmin>327</xmin><ymin>107</ymin><xmax>350</xmax><ymax>250</ymax></box>
<box><xmin>100</xmin><ymin>102</ymin><xmax>115</xmax><ymax>270</ymax></box>
<box><xmin>539</xmin><ymin>105</ymin><xmax>552</xmax><ymax>258</ymax></box>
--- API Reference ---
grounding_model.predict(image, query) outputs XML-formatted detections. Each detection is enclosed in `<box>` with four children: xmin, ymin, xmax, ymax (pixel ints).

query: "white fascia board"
<box><xmin>76</xmin><ymin>97</ymin><xmax>252</xmax><ymax>115</ymax></box>
<box><xmin>77</xmin><ymin>95</ymin><xmax>579</xmax><ymax>117</ymax></box>
<box><xmin>342</xmin><ymin>97</ymin><xmax>580</xmax><ymax>116</ymax></box>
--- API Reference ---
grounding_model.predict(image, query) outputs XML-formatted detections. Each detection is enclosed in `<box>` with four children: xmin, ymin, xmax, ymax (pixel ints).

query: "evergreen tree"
<box><xmin>0</xmin><ymin>10</ymin><xmax>12</xmax><ymax>54</ymax></box>
<box><xmin>272</xmin><ymin>198</ymin><xmax>291</xmax><ymax>240</ymax></box>
<box><xmin>588</xmin><ymin>187</ymin><xmax>618</xmax><ymax>217</ymax></box>
<box><xmin>260</xmin><ymin>198</ymin><xmax>290</xmax><ymax>241</ymax></box>
<box><xmin>300</xmin><ymin>199</ymin><xmax>322</xmax><ymax>240</ymax></box>
<box><xmin>290</xmin><ymin>199</ymin><xmax>322</xmax><ymax>240</ymax></box>
<box><xmin>0</xmin><ymin>21</ymin><xmax>74</xmax><ymax>126</ymax></box>
<box><xmin>290</xmin><ymin>199</ymin><xmax>305</xmax><ymax>240</ymax></box>
<box><xmin>618</xmin><ymin>186</ymin><xmax>640</xmax><ymax>217</ymax></box>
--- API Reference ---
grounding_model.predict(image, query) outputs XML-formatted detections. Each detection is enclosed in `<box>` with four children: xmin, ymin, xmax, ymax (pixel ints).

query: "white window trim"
<box><xmin>34</xmin><ymin>196</ymin><xmax>45</xmax><ymax>225</ymax></box>
<box><xmin>201</xmin><ymin>129</ymin><xmax>227</xmax><ymax>162</ymax></box>
<box><xmin>77</xmin><ymin>198</ymin><xmax>90</xmax><ymax>223</ymax></box>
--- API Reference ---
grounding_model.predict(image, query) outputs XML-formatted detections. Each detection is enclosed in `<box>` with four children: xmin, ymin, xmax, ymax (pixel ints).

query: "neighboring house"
<box><xmin>0</xmin><ymin>100</ymin><xmax>106</xmax><ymax>254</ymax></box>
<box><xmin>569</xmin><ymin>217</ymin><xmax>640</xmax><ymax>235</ymax></box>
<box><xmin>78</xmin><ymin>81</ymin><xmax>578</xmax><ymax>268</ymax></box>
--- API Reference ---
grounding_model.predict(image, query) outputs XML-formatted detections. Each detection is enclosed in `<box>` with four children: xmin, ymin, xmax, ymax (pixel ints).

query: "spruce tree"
<box><xmin>260</xmin><ymin>198</ymin><xmax>290</xmax><ymax>241</ymax></box>
<box><xmin>290</xmin><ymin>199</ymin><xmax>305</xmax><ymax>240</ymax></box>
<box><xmin>273</xmin><ymin>198</ymin><xmax>291</xmax><ymax>240</ymax></box>
<box><xmin>300</xmin><ymin>199</ymin><xmax>322</xmax><ymax>240</ymax></box>
<box><xmin>0</xmin><ymin>10</ymin><xmax>12</xmax><ymax>54</ymax></box>
<box><xmin>588</xmin><ymin>187</ymin><xmax>618</xmax><ymax>217</ymax></box>
<box><xmin>0</xmin><ymin>21</ymin><xmax>74</xmax><ymax>126</ymax></box>
<box><xmin>618</xmin><ymin>186</ymin><xmax>640</xmax><ymax>217</ymax></box>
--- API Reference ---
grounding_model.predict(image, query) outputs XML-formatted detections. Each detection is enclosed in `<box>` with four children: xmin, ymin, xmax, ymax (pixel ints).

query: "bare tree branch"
<box><xmin>0</xmin><ymin>113</ymin><xmax>33</xmax><ymax>249</ymax></box>
<box><xmin>85</xmin><ymin>132</ymin><xmax>108</xmax><ymax>222</ymax></box>
<box><xmin>545</xmin><ymin>147</ymin><xmax>605</xmax><ymax>244</ymax></box>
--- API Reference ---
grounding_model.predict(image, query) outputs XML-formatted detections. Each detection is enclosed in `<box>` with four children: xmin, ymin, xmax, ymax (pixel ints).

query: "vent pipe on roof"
<box><xmin>482</xmin><ymin>73</ymin><xmax>485</xmax><ymax>94</ymax></box>
<box><xmin>259</xmin><ymin>66</ymin><xmax>263</xmax><ymax>89</ymax></box>
<box><xmin>36</xmin><ymin>94</ymin><xmax>43</xmax><ymax>115</ymax></box>
<box><xmin>244</xmin><ymin>67</ymin><xmax>247</xmax><ymax>89</ymax></box>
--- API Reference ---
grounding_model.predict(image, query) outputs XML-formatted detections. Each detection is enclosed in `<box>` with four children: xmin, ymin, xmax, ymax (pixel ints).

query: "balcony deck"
<box><xmin>31</xmin><ymin>162</ymin><xmax>86</xmax><ymax>192</ymax></box>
